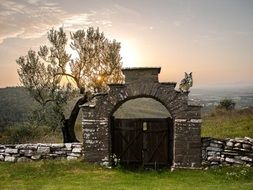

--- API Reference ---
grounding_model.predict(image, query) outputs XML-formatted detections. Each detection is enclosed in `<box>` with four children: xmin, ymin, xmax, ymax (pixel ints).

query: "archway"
<box><xmin>111</xmin><ymin>97</ymin><xmax>174</xmax><ymax>167</ymax></box>
<box><xmin>81</xmin><ymin>67</ymin><xmax>202</xmax><ymax>168</ymax></box>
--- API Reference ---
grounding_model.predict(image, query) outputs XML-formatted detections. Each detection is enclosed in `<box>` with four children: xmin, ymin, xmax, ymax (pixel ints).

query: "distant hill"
<box><xmin>0</xmin><ymin>86</ymin><xmax>253</xmax><ymax>130</ymax></box>
<box><xmin>0</xmin><ymin>87</ymin><xmax>82</xmax><ymax>130</ymax></box>
<box><xmin>0</xmin><ymin>87</ymin><xmax>38</xmax><ymax>130</ymax></box>
<box><xmin>114</xmin><ymin>98</ymin><xmax>171</xmax><ymax>119</ymax></box>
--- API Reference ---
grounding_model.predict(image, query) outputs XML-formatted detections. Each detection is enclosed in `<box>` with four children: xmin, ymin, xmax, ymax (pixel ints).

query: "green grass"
<box><xmin>202</xmin><ymin>108</ymin><xmax>253</xmax><ymax>138</ymax></box>
<box><xmin>0</xmin><ymin>160</ymin><xmax>253</xmax><ymax>190</ymax></box>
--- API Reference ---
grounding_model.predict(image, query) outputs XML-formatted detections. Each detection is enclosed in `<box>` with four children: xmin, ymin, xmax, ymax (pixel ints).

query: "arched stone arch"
<box><xmin>81</xmin><ymin>67</ymin><xmax>202</xmax><ymax>168</ymax></box>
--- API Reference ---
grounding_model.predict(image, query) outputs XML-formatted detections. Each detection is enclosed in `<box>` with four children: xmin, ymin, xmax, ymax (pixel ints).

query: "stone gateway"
<box><xmin>81</xmin><ymin>67</ymin><xmax>202</xmax><ymax>168</ymax></box>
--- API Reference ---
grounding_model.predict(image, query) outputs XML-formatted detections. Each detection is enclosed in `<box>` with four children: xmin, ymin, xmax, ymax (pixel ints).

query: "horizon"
<box><xmin>0</xmin><ymin>0</ymin><xmax>253</xmax><ymax>88</ymax></box>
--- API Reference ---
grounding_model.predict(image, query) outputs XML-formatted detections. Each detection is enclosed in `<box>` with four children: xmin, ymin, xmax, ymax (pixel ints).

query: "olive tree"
<box><xmin>17</xmin><ymin>27</ymin><xmax>124</xmax><ymax>142</ymax></box>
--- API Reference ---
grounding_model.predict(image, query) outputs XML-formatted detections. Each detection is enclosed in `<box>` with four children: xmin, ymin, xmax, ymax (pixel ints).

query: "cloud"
<box><xmin>0</xmin><ymin>29</ymin><xmax>25</xmax><ymax>44</ymax></box>
<box><xmin>61</xmin><ymin>13</ymin><xmax>93</xmax><ymax>31</ymax></box>
<box><xmin>0</xmin><ymin>0</ymin><xmax>112</xmax><ymax>44</ymax></box>
<box><xmin>113</xmin><ymin>4</ymin><xmax>140</xmax><ymax>17</ymax></box>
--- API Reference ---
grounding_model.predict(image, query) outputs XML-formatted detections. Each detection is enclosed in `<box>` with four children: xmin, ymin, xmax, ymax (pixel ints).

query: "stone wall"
<box><xmin>202</xmin><ymin>137</ymin><xmax>253</xmax><ymax>167</ymax></box>
<box><xmin>0</xmin><ymin>143</ymin><xmax>82</xmax><ymax>162</ymax></box>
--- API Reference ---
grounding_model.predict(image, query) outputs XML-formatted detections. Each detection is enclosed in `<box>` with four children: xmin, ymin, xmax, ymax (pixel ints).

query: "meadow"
<box><xmin>202</xmin><ymin>107</ymin><xmax>253</xmax><ymax>138</ymax></box>
<box><xmin>0</xmin><ymin>160</ymin><xmax>253</xmax><ymax>190</ymax></box>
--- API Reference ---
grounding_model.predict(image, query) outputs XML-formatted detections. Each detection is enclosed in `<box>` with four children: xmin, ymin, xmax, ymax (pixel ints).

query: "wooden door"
<box><xmin>112</xmin><ymin>118</ymin><xmax>172</xmax><ymax>167</ymax></box>
<box><xmin>143</xmin><ymin>119</ymin><xmax>169</xmax><ymax>166</ymax></box>
<box><xmin>113</xmin><ymin>119</ymin><xmax>143</xmax><ymax>164</ymax></box>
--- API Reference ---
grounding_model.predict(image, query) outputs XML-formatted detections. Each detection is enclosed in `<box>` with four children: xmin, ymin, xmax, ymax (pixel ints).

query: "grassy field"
<box><xmin>0</xmin><ymin>160</ymin><xmax>253</xmax><ymax>190</ymax></box>
<box><xmin>202</xmin><ymin>107</ymin><xmax>253</xmax><ymax>138</ymax></box>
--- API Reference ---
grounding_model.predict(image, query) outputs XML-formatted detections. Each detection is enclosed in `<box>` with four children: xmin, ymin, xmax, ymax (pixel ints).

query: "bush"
<box><xmin>217</xmin><ymin>98</ymin><xmax>236</xmax><ymax>111</ymax></box>
<box><xmin>0</xmin><ymin>123</ymin><xmax>56</xmax><ymax>144</ymax></box>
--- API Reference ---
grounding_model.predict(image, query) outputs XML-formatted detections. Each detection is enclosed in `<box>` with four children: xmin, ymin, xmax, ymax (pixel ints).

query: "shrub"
<box><xmin>0</xmin><ymin>123</ymin><xmax>51</xmax><ymax>144</ymax></box>
<box><xmin>217</xmin><ymin>98</ymin><xmax>236</xmax><ymax>111</ymax></box>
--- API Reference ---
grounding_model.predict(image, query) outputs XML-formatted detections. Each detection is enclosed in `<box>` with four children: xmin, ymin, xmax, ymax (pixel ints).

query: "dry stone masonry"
<box><xmin>202</xmin><ymin>137</ymin><xmax>253</xmax><ymax>167</ymax></box>
<box><xmin>0</xmin><ymin>143</ymin><xmax>82</xmax><ymax>162</ymax></box>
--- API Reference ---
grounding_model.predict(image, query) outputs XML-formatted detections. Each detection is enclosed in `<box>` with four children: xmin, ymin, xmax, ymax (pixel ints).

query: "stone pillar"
<box><xmin>81</xmin><ymin>95</ymin><xmax>111</xmax><ymax>164</ymax></box>
<box><xmin>82</xmin><ymin>118</ymin><xmax>109</xmax><ymax>163</ymax></box>
<box><xmin>173</xmin><ymin>118</ymin><xmax>202</xmax><ymax>168</ymax></box>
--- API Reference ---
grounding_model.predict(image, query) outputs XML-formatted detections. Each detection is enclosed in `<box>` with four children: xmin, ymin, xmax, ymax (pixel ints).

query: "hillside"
<box><xmin>202</xmin><ymin>107</ymin><xmax>253</xmax><ymax>138</ymax></box>
<box><xmin>114</xmin><ymin>97</ymin><xmax>171</xmax><ymax>118</ymax></box>
<box><xmin>0</xmin><ymin>87</ymin><xmax>38</xmax><ymax>130</ymax></box>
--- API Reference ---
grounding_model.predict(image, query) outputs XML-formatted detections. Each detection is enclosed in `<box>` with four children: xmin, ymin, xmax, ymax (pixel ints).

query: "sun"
<box><xmin>120</xmin><ymin>39</ymin><xmax>139</xmax><ymax>68</ymax></box>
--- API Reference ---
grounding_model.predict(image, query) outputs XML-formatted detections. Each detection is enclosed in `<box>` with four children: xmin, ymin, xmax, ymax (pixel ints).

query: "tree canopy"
<box><xmin>17</xmin><ymin>27</ymin><xmax>124</xmax><ymax>142</ymax></box>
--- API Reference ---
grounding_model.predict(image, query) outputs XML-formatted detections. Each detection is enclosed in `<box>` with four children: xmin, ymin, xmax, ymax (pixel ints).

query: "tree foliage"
<box><xmin>16</xmin><ymin>27</ymin><xmax>124</xmax><ymax>142</ymax></box>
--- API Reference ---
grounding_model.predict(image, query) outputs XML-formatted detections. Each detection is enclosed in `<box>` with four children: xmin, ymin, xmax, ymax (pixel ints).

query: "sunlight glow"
<box><xmin>97</xmin><ymin>75</ymin><xmax>102</xmax><ymax>81</ymax></box>
<box><xmin>120</xmin><ymin>39</ymin><xmax>139</xmax><ymax>68</ymax></box>
<box><xmin>66</xmin><ymin>37</ymin><xmax>140</xmax><ymax>69</ymax></box>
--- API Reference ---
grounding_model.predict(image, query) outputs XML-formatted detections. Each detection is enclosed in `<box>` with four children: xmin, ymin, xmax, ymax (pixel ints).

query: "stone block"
<box><xmin>226</xmin><ymin>141</ymin><xmax>234</xmax><ymax>147</ymax></box>
<box><xmin>48</xmin><ymin>154</ymin><xmax>58</xmax><ymax>158</ymax></box>
<box><xmin>5</xmin><ymin>148</ymin><xmax>18</xmax><ymax>154</ymax></box>
<box><xmin>54</xmin><ymin>151</ymin><xmax>67</xmax><ymax>155</ymax></box>
<box><xmin>20</xmin><ymin>149</ymin><xmax>33</xmax><ymax>156</ymax></box>
<box><xmin>222</xmin><ymin>150</ymin><xmax>238</xmax><ymax>156</ymax></box>
<box><xmin>245</xmin><ymin>137</ymin><xmax>253</xmax><ymax>143</ymax></box>
<box><xmin>31</xmin><ymin>154</ymin><xmax>41</xmax><ymax>160</ymax></box>
<box><xmin>234</xmin><ymin>143</ymin><xmax>241</xmax><ymax>148</ymax></box>
<box><xmin>210</xmin><ymin>162</ymin><xmax>219</xmax><ymax>165</ymax></box>
<box><xmin>241</xmin><ymin>156</ymin><xmax>253</xmax><ymax>162</ymax></box>
<box><xmin>65</xmin><ymin>143</ymin><xmax>72</xmax><ymax>150</ymax></box>
<box><xmin>26</xmin><ymin>144</ymin><xmax>38</xmax><ymax>150</ymax></box>
<box><xmin>72</xmin><ymin>148</ymin><xmax>82</xmax><ymax>153</ymax></box>
<box><xmin>4</xmin><ymin>156</ymin><xmax>16</xmax><ymax>162</ymax></box>
<box><xmin>207</xmin><ymin>151</ymin><xmax>220</xmax><ymax>156</ymax></box>
<box><xmin>212</xmin><ymin>140</ymin><xmax>224</xmax><ymax>145</ymax></box>
<box><xmin>67</xmin><ymin>156</ymin><xmax>78</xmax><ymax>160</ymax></box>
<box><xmin>233</xmin><ymin>147</ymin><xmax>250</xmax><ymax>152</ymax></box>
<box><xmin>207</xmin><ymin>156</ymin><xmax>221</xmax><ymax>162</ymax></box>
<box><xmin>234</xmin><ymin>137</ymin><xmax>246</xmax><ymax>143</ymax></box>
<box><xmin>67</xmin><ymin>152</ymin><xmax>81</xmax><ymax>157</ymax></box>
<box><xmin>242</xmin><ymin>144</ymin><xmax>252</xmax><ymax>150</ymax></box>
<box><xmin>0</xmin><ymin>154</ymin><xmax>4</xmax><ymax>161</ymax></box>
<box><xmin>72</xmin><ymin>143</ymin><xmax>82</xmax><ymax>148</ymax></box>
<box><xmin>15</xmin><ymin>144</ymin><xmax>28</xmax><ymax>149</ymax></box>
<box><xmin>206</xmin><ymin>147</ymin><xmax>222</xmax><ymax>152</ymax></box>
<box><xmin>225</xmin><ymin>157</ymin><xmax>244</xmax><ymax>164</ymax></box>
<box><xmin>37</xmin><ymin>147</ymin><xmax>50</xmax><ymax>154</ymax></box>
<box><xmin>210</xmin><ymin>143</ymin><xmax>223</xmax><ymax>148</ymax></box>
<box><xmin>51</xmin><ymin>144</ymin><xmax>65</xmax><ymax>149</ymax></box>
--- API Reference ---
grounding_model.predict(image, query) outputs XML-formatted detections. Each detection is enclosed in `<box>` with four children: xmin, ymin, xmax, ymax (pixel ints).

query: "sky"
<box><xmin>0</xmin><ymin>0</ymin><xmax>253</xmax><ymax>88</ymax></box>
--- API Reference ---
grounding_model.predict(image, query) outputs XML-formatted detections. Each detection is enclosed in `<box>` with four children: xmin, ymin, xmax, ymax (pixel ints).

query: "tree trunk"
<box><xmin>62</xmin><ymin>96</ymin><xmax>88</xmax><ymax>143</ymax></box>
